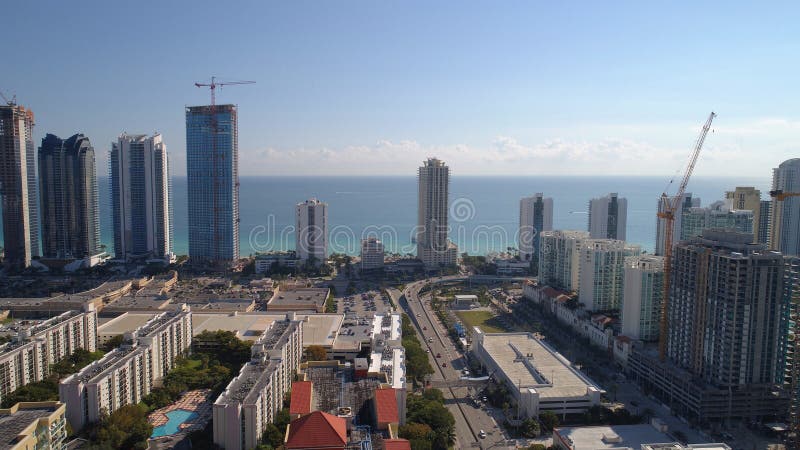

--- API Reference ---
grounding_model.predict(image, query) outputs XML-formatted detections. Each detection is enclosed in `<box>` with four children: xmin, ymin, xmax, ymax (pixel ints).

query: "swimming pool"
<box><xmin>151</xmin><ymin>409</ymin><xmax>199</xmax><ymax>437</ymax></box>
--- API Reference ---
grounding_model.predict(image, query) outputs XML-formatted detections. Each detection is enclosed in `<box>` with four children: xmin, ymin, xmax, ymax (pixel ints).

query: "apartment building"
<box><xmin>417</xmin><ymin>158</ymin><xmax>457</xmax><ymax>267</ymax></box>
<box><xmin>60</xmin><ymin>305</ymin><xmax>192</xmax><ymax>431</ymax></box>
<box><xmin>360</xmin><ymin>237</ymin><xmax>385</xmax><ymax>270</ymax></box>
<box><xmin>578</xmin><ymin>239</ymin><xmax>640</xmax><ymax>312</ymax></box>
<box><xmin>0</xmin><ymin>308</ymin><xmax>97</xmax><ymax>405</ymax></box>
<box><xmin>537</xmin><ymin>230</ymin><xmax>589</xmax><ymax>292</ymax></box>
<box><xmin>621</xmin><ymin>255</ymin><xmax>665</xmax><ymax>342</ymax></box>
<box><xmin>588</xmin><ymin>193</ymin><xmax>627</xmax><ymax>241</ymax></box>
<box><xmin>0</xmin><ymin>401</ymin><xmax>67</xmax><ymax>450</ymax></box>
<box><xmin>680</xmin><ymin>201</ymin><xmax>753</xmax><ymax>242</ymax></box>
<box><xmin>519</xmin><ymin>194</ymin><xmax>553</xmax><ymax>263</ymax></box>
<box><xmin>213</xmin><ymin>314</ymin><xmax>303</xmax><ymax>450</ymax></box>
<box><xmin>655</xmin><ymin>193</ymin><xmax>699</xmax><ymax>256</ymax></box>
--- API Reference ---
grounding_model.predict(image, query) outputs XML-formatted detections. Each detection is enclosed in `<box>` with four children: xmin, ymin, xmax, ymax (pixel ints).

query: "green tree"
<box><xmin>100</xmin><ymin>334</ymin><xmax>124</xmax><ymax>352</ymax></box>
<box><xmin>399</xmin><ymin>422</ymin><xmax>433</xmax><ymax>440</ymax></box>
<box><xmin>521</xmin><ymin>417</ymin><xmax>540</xmax><ymax>438</ymax></box>
<box><xmin>89</xmin><ymin>404</ymin><xmax>153</xmax><ymax>450</ymax></box>
<box><xmin>305</xmin><ymin>345</ymin><xmax>327</xmax><ymax>361</ymax></box>
<box><xmin>539</xmin><ymin>410</ymin><xmax>559</xmax><ymax>430</ymax></box>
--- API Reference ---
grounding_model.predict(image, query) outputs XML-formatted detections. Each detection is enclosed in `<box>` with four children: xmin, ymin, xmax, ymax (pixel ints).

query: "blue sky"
<box><xmin>4</xmin><ymin>1</ymin><xmax>799</xmax><ymax>179</ymax></box>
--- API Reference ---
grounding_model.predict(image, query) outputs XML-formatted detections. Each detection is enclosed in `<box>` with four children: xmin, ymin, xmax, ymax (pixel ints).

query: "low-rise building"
<box><xmin>267</xmin><ymin>284</ymin><xmax>329</xmax><ymax>313</ymax></box>
<box><xmin>284</xmin><ymin>411</ymin><xmax>347</xmax><ymax>450</ymax></box>
<box><xmin>59</xmin><ymin>305</ymin><xmax>192</xmax><ymax>431</ymax></box>
<box><xmin>0</xmin><ymin>401</ymin><xmax>67</xmax><ymax>450</ymax></box>
<box><xmin>213</xmin><ymin>314</ymin><xmax>303</xmax><ymax>450</ymax></box>
<box><xmin>254</xmin><ymin>251</ymin><xmax>300</xmax><ymax>274</ymax></box>
<box><xmin>552</xmin><ymin>423</ymin><xmax>730</xmax><ymax>450</ymax></box>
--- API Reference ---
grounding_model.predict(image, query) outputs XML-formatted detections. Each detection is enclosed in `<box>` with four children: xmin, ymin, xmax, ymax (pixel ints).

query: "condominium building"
<box><xmin>621</xmin><ymin>255</ymin><xmax>664</xmax><ymax>342</ymax></box>
<box><xmin>759</xmin><ymin>200</ymin><xmax>772</xmax><ymax>245</ymax></box>
<box><xmin>0</xmin><ymin>401</ymin><xmax>67</xmax><ymax>450</ymax></box>
<box><xmin>110</xmin><ymin>133</ymin><xmax>174</xmax><ymax>263</ymax></box>
<box><xmin>38</xmin><ymin>133</ymin><xmax>102</xmax><ymax>267</ymax></box>
<box><xmin>213</xmin><ymin>314</ymin><xmax>303</xmax><ymax>450</ymax></box>
<box><xmin>654</xmin><ymin>193</ymin><xmax>699</xmax><ymax>256</ymax></box>
<box><xmin>578</xmin><ymin>239</ymin><xmax>640</xmax><ymax>312</ymax></box>
<box><xmin>588</xmin><ymin>193</ymin><xmax>627</xmax><ymax>241</ymax></box>
<box><xmin>60</xmin><ymin>306</ymin><xmax>192</xmax><ymax>431</ymax></box>
<box><xmin>417</xmin><ymin>158</ymin><xmax>457</xmax><ymax>267</ymax></box>
<box><xmin>537</xmin><ymin>230</ymin><xmax>589</xmax><ymax>292</ymax></box>
<box><xmin>770</xmin><ymin>158</ymin><xmax>800</xmax><ymax>256</ymax></box>
<box><xmin>186</xmin><ymin>105</ymin><xmax>239</xmax><ymax>262</ymax></box>
<box><xmin>519</xmin><ymin>194</ymin><xmax>553</xmax><ymax>264</ymax></box>
<box><xmin>296</xmin><ymin>198</ymin><xmax>328</xmax><ymax>264</ymax></box>
<box><xmin>725</xmin><ymin>186</ymin><xmax>765</xmax><ymax>243</ymax></box>
<box><xmin>680</xmin><ymin>201</ymin><xmax>753</xmax><ymax>242</ymax></box>
<box><xmin>361</xmin><ymin>237</ymin><xmax>384</xmax><ymax>270</ymax></box>
<box><xmin>0</xmin><ymin>103</ymin><xmax>39</xmax><ymax>269</ymax></box>
<box><xmin>0</xmin><ymin>308</ymin><xmax>98</xmax><ymax>405</ymax></box>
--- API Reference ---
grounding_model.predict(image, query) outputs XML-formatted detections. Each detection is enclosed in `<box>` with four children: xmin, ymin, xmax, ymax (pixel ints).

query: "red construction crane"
<box><xmin>194</xmin><ymin>76</ymin><xmax>255</xmax><ymax>262</ymax></box>
<box><xmin>657</xmin><ymin>111</ymin><xmax>716</xmax><ymax>361</ymax></box>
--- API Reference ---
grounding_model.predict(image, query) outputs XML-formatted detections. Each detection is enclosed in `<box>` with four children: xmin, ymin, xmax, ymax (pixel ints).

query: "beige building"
<box><xmin>0</xmin><ymin>401</ymin><xmax>67</xmax><ymax>450</ymax></box>
<box><xmin>724</xmin><ymin>186</ymin><xmax>763</xmax><ymax>240</ymax></box>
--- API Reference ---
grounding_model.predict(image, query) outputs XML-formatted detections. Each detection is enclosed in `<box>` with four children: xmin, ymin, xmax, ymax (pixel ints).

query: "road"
<box><xmin>392</xmin><ymin>277</ymin><xmax>510</xmax><ymax>450</ymax></box>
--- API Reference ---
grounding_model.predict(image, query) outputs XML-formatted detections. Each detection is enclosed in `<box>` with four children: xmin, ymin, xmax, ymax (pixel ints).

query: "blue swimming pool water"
<box><xmin>151</xmin><ymin>409</ymin><xmax>199</xmax><ymax>437</ymax></box>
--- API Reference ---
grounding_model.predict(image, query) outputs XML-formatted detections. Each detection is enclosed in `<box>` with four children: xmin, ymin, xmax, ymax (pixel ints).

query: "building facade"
<box><xmin>654</xmin><ymin>193</ymin><xmax>699</xmax><ymax>256</ymax></box>
<box><xmin>0</xmin><ymin>401</ymin><xmax>67</xmax><ymax>450</ymax></box>
<box><xmin>578</xmin><ymin>240</ymin><xmax>640</xmax><ymax>312</ymax></box>
<box><xmin>759</xmin><ymin>199</ymin><xmax>772</xmax><ymax>245</ymax></box>
<box><xmin>213</xmin><ymin>314</ymin><xmax>303</xmax><ymax>450</ymax></box>
<box><xmin>538</xmin><ymin>230</ymin><xmax>589</xmax><ymax>292</ymax></box>
<box><xmin>38</xmin><ymin>133</ymin><xmax>101</xmax><ymax>265</ymax></box>
<box><xmin>680</xmin><ymin>201</ymin><xmax>753</xmax><ymax>242</ymax></box>
<box><xmin>0</xmin><ymin>103</ymin><xmax>39</xmax><ymax>269</ymax></box>
<box><xmin>417</xmin><ymin>158</ymin><xmax>457</xmax><ymax>267</ymax></box>
<box><xmin>519</xmin><ymin>194</ymin><xmax>553</xmax><ymax>264</ymax></box>
<box><xmin>621</xmin><ymin>255</ymin><xmax>664</xmax><ymax>342</ymax></box>
<box><xmin>60</xmin><ymin>306</ymin><xmax>192</xmax><ymax>431</ymax></box>
<box><xmin>770</xmin><ymin>158</ymin><xmax>800</xmax><ymax>256</ymax></box>
<box><xmin>725</xmin><ymin>186</ymin><xmax>765</xmax><ymax>242</ymax></box>
<box><xmin>361</xmin><ymin>237</ymin><xmax>384</xmax><ymax>270</ymax></box>
<box><xmin>110</xmin><ymin>133</ymin><xmax>173</xmax><ymax>263</ymax></box>
<box><xmin>588</xmin><ymin>193</ymin><xmax>627</xmax><ymax>241</ymax></box>
<box><xmin>296</xmin><ymin>198</ymin><xmax>328</xmax><ymax>264</ymax></box>
<box><xmin>186</xmin><ymin>105</ymin><xmax>239</xmax><ymax>262</ymax></box>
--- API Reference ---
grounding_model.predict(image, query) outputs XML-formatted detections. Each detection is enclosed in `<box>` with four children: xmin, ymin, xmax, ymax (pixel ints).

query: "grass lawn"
<box><xmin>183</xmin><ymin>358</ymin><xmax>203</xmax><ymax>370</ymax></box>
<box><xmin>456</xmin><ymin>310</ymin><xmax>508</xmax><ymax>333</ymax></box>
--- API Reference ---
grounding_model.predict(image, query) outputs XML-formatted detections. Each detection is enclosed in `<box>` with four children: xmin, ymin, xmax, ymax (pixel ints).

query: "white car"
<box><xmin>479</xmin><ymin>430</ymin><xmax>487</xmax><ymax>439</ymax></box>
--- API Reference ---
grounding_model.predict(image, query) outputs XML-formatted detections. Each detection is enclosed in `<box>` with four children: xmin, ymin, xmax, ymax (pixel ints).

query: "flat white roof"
<box><xmin>480</xmin><ymin>333</ymin><xmax>601</xmax><ymax>398</ymax></box>
<box><xmin>554</xmin><ymin>424</ymin><xmax>673</xmax><ymax>449</ymax></box>
<box><xmin>97</xmin><ymin>313</ymin><xmax>157</xmax><ymax>335</ymax></box>
<box><xmin>191</xmin><ymin>312</ymin><xmax>343</xmax><ymax>347</ymax></box>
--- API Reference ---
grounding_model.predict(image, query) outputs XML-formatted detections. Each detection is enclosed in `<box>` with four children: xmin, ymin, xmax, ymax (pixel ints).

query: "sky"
<box><xmin>4</xmin><ymin>1</ymin><xmax>800</xmax><ymax>180</ymax></box>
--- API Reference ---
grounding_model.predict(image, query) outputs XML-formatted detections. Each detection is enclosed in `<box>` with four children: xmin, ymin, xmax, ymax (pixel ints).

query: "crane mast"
<box><xmin>657</xmin><ymin>112</ymin><xmax>716</xmax><ymax>361</ymax></box>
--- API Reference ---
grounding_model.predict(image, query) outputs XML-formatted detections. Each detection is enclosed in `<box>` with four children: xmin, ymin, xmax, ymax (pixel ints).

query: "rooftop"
<box><xmin>374</xmin><ymin>388</ymin><xmax>399</xmax><ymax>424</ymax></box>
<box><xmin>554</xmin><ymin>424</ymin><xmax>673</xmax><ymax>449</ymax></box>
<box><xmin>97</xmin><ymin>313</ymin><xmax>158</xmax><ymax>336</ymax></box>
<box><xmin>289</xmin><ymin>381</ymin><xmax>313</xmax><ymax>416</ymax></box>
<box><xmin>0</xmin><ymin>402</ymin><xmax>64</xmax><ymax>448</ymax></box>
<box><xmin>285</xmin><ymin>411</ymin><xmax>346</xmax><ymax>449</ymax></box>
<box><xmin>191</xmin><ymin>312</ymin><xmax>342</xmax><ymax>346</ymax></box>
<box><xmin>268</xmin><ymin>287</ymin><xmax>329</xmax><ymax>309</ymax></box>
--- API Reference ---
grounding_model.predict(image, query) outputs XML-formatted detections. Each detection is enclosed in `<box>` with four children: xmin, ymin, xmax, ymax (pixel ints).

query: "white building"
<box><xmin>519</xmin><ymin>194</ymin><xmax>553</xmax><ymax>263</ymax></box>
<box><xmin>621</xmin><ymin>255</ymin><xmax>665</xmax><ymax>342</ymax></box>
<box><xmin>588</xmin><ymin>193</ymin><xmax>627</xmax><ymax>241</ymax></box>
<box><xmin>770</xmin><ymin>158</ymin><xmax>800</xmax><ymax>255</ymax></box>
<box><xmin>254</xmin><ymin>251</ymin><xmax>299</xmax><ymax>274</ymax></box>
<box><xmin>0</xmin><ymin>308</ymin><xmax>98</xmax><ymax>405</ymax></box>
<box><xmin>680</xmin><ymin>201</ymin><xmax>753</xmax><ymax>241</ymax></box>
<box><xmin>296</xmin><ymin>198</ymin><xmax>328</xmax><ymax>264</ymax></box>
<box><xmin>578</xmin><ymin>239</ymin><xmax>640</xmax><ymax>312</ymax></box>
<box><xmin>538</xmin><ymin>230</ymin><xmax>589</xmax><ymax>292</ymax></box>
<box><xmin>213</xmin><ymin>314</ymin><xmax>303</xmax><ymax>450</ymax></box>
<box><xmin>552</xmin><ymin>423</ymin><xmax>731</xmax><ymax>450</ymax></box>
<box><xmin>655</xmin><ymin>193</ymin><xmax>700</xmax><ymax>256</ymax></box>
<box><xmin>60</xmin><ymin>306</ymin><xmax>192</xmax><ymax>431</ymax></box>
<box><xmin>473</xmin><ymin>330</ymin><xmax>602</xmax><ymax>418</ymax></box>
<box><xmin>360</xmin><ymin>237</ymin><xmax>385</xmax><ymax>270</ymax></box>
<box><xmin>417</xmin><ymin>158</ymin><xmax>457</xmax><ymax>267</ymax></box>
<box><xmin>110</xmin><ymin>133</ymin><xmax>174</xmax><ymax>263</ymax></box>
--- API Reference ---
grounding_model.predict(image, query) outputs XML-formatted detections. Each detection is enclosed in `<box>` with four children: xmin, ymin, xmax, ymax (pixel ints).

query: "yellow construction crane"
<box><xmin>770</xmin><ymin>190</ymin><xmax>800</xmax><ymax>201</ymax></box>
<box><xmin>657</xmin><ymin>112</ymin><xmax>716</xmax><ymax>361</ymax></box>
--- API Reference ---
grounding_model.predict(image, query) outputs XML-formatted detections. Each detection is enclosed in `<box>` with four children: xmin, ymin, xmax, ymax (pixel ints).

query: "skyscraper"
<box><xmin>759</xmin><ymin>199</ymin><xmax>772</xmax><ymax>245</ymax></box>
<box><xmin>725</xmin><ymin>186</ymin><xmax>765</xmax><ymax>242</ymax></box>
<box><xmin>38</xmin><ymin>134</ymin><xmax>101</xmax><ymax>265</ymax></box>
<box><xmin>295</xmin><ymin>198</ymin><xmax>328</xmax><ymax>264</ymax></box>
<box><xmin>621</xmin><ymin>255</ymin><xmax>664</xmax><ymax>342</ymax></box>
<box><xmin>578</xmin><ymin>239</ymin><xmax>640</xmax><ymax>311</ymax></box>
<box><xmin>186</xmin><ymin>105</ymin><xmax>239</xmax><ymax>262</ymax></box>
<box><xmin>110</xmin><ymin>133</ymin><xmax>174</xmax><ymax>263</ymax></box>
<box><xmin>519</xmin><ymin>194</ymin><xmax>553</xmax><ymax>264</ymax></box>
<box><xmin>770</xmin><ymin>159</ymin><xmax>800</xmax><ymax>256</ymax></box>
<box><xmin>588</xmin><ymin>193</ymin><xmax>627</xmax><ymax>241</ymax></box>
<box><xmin>654</xmin><ymin>193</ymin><xmax>699</xmax><ymax>256</ymax></box>
<box><xmin>537</xmin><ymin>230</ymin><xmax>588</xmax><ymax>292</ymax></box>
<box><xmin>417</xmin><ymin>158</ymin><xmax>457</xmax><ymax>267</ymax></box>
<box><xmin>0</xmin><ymin>103</ymin><xmax>39</xmax><ymax>268</ymax></box>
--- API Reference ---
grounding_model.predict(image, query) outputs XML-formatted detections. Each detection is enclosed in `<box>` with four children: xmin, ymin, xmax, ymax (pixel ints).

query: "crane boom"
<box><xmin>657</xmin><ymin>111</ymin><xmax>716</xmax><ymax>361</ymax></box>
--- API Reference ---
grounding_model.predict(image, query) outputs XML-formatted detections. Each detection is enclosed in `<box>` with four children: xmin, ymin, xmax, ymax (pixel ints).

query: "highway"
<box><xmin>392</xmin><ymin>277</ymin><xmax>509</xmax><ymax>449</ymax></box>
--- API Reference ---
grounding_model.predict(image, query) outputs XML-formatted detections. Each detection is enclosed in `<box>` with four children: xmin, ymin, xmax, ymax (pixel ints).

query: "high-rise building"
<box><xmin>654</xmin><ymin>193</ymin><xmax>699</xmax><ymax>256</ymax></box>
<box><xmin>295</xmin><ymin>198</ymin><xmax>328</xmax><ymax>263</ymax></box>
<box><xmin>770</xmin><ymin>159</ymin><xmax>800</xmax><ymax>256</ymax></box>
<box><xmin>519</xmin><ymin>194</ymin><xmax>553</xmax><ymax>264</ymax></box>
<box><xmin>361</xmin><ymin>237</ymin><xmax>384</xmax><ymax>270</ymax></box>
<box><xmin>110</xmin><ymin>133</ymin><xmax>174</xmax><ymax>263</ymax></box>
<box><xmin>186</xmin><ymin>105</ymin><xmax>239</xmax><ymax>262</ymax></box>
<box><xmin>759</xmin><ymin>200</ymin><xmax>772</xmax><ymax>246</ymax></box>
<box><xmin>537</xmin><ymin>230</ymin><xmax>589</xmax><ymax>292</ymax></box>
<box><xmin>588</xmin><ymin>193</ymin><xmax>627</xmax><ymax>241</ymax></box>
<box><xmin>38</xmin><ymin>134</ymin><xmax>101</xmax><ymax>266</ymax></box>
<box><xmin>578</xmin><ymin>239</ymin><xmax>641</xmax><ymax>311</ymax></box>
<box><xmin>621</xmin><ymin>255</ymin><xmax>664</xmax><ymax>342</ymax></box>
<box><xmin>0</xmin><ymin>103</ymin><xmax>40</xmax><ymax>268</ymax></box>
<box><xmin>417</xmin><ymin>158</ymin><xmax>457</xmax><ymax>267</ymax></box>
<box><xmin>667</xmin><ymin>230</ymin><xmax>786</xmax><ymax>387</ymax></box>
<box><xmin>725</xmin><ymin>187</ymin><xmax>765</xmax><ymax>242</ymax></box>
<box><xmin>680</xmin><ymin>201</ymin><xmax>753</xmax><ymax>241</ymax></box>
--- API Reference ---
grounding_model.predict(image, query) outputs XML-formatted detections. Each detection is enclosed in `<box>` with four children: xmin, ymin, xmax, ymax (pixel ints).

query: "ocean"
<box><xmin>94</xmin><ymin>175</ymin><xmax>772</xmax><ymax>257</ymax></box>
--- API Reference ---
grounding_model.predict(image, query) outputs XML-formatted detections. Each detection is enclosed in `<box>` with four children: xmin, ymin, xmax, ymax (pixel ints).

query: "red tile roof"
<box><xmin>285</xmin><ymin>411</ymin><xmax>347</xmax><ymax>449</ymax></box>
<box><xmin>384</xmin><ymin>439</ymin><xmax>412</xmax><ymax>450</ymax></box>
<box><xmin>374</xmin><ymin>388</ymin><xmax>399</xmax><ymax>425</ymax></box>
<box><xmin>290</xmin><ymin>381</ymin><xmax>313</xmax><ymax>416</ymax></box>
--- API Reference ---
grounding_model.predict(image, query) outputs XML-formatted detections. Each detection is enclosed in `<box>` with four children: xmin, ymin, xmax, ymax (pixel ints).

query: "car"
<box><xmin>428</xmin><ymin>337</ymin><xmax>433</xmax><ymax>343</ymax></box>
<box><xmin>425</xmin><ymin>349</ymin><xmax>430</xmax><ymax>353</ymax></box>
<box><xmin>479</xmin><ymin>430</ymin><xmax>487</xmax><ymax>439</ymax></box>
<box><xmin>423</xmin><ymin>326</ymin><xmax>427</xmax><ymax>330</ymax></box>
<box><xmin>416</xmin><ymin>313</ymin><xmax>420</xmax><ymax>317</ymax></box>
<box><xmin>436</xmin><ymin>353</ymin><xmax>441</xmax><ymax>358</ymax></box>
<box><xmin>442</xmin><ymin>363</ymin><xmax>447</xmax><ymax>367</ymax></box>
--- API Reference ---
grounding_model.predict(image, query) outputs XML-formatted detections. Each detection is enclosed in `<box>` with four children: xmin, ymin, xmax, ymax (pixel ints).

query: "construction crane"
<box><xmin>770</xmin><ymin>189</ymin><xmax>800</xmax><ymax>201</ymax></box>
<box><xmin>657</xmin><ymin>112</ymin><xmax>716</xmax><ymax>361</ymax></box>
<box><xmin>194</xmin><ymin>76</ymin><xmax>255</xmax><ymax>262</ymax></box>
<box><xmin>0</xmin><ymin>91</ymin><xmax>16</xmax><ymax>106</ymax></box>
